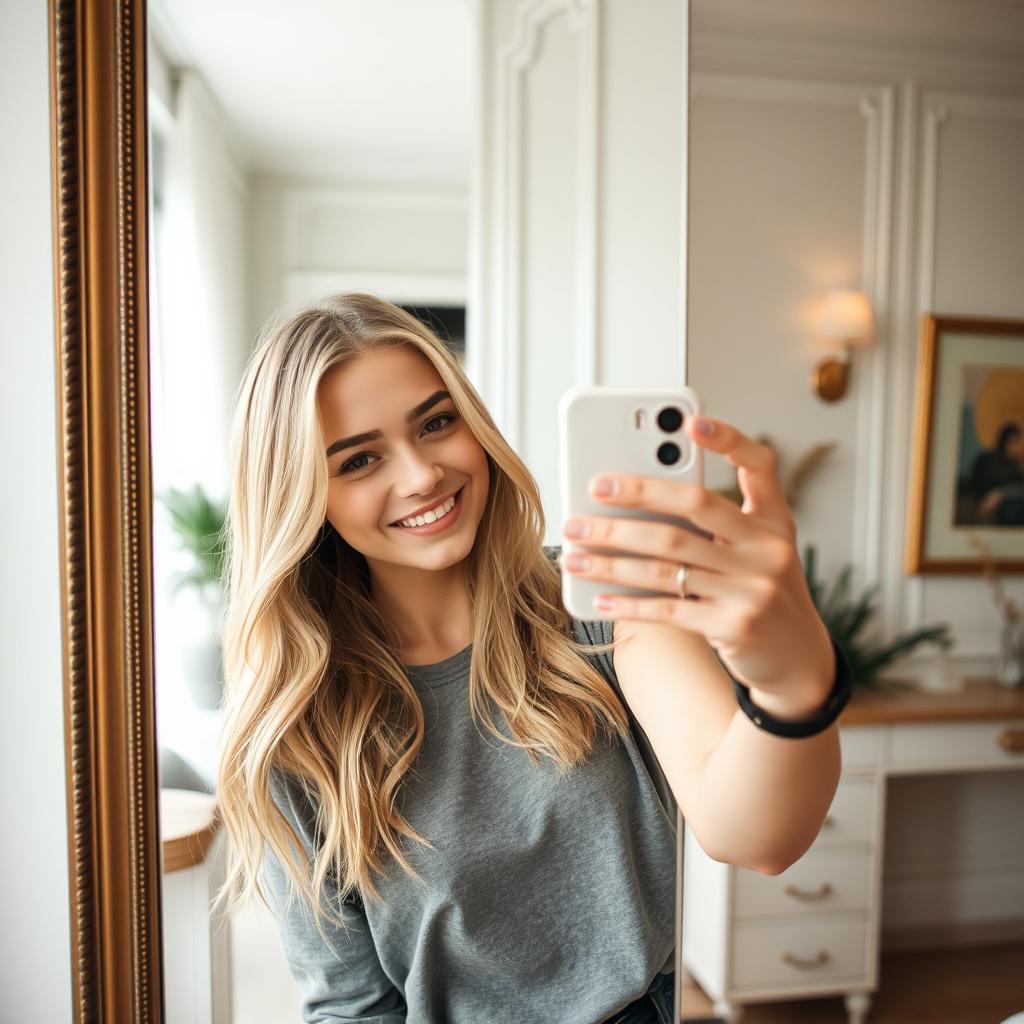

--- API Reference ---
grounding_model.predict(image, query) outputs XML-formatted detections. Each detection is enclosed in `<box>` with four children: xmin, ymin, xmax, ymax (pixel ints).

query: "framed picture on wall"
<box><xmin>905</xmin><ymin>314</ymin><xmax>1024</xmax><ymax>574</ymax></box>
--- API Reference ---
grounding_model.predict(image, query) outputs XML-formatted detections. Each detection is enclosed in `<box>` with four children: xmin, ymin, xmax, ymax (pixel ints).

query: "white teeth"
<box><xmin>398</xmin><ymin>492</ymin><xmax>457</xmax><ymax>528</ymax></box>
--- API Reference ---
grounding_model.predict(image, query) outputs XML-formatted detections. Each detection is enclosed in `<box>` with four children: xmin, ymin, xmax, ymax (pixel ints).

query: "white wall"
<box><xmin>688</xmin><ymin>15</ymin><xmax>1024</xmax><ymax>942</ymax></box>
<box><xmin>0</xmin><ymin>2</ymin><xmax>73</xmax><ymax>1019</ymax></box>
<box><xmin>247</xmin><ymin>176</ymin><xmax>469</xmax><ymax>343</ymax></box>
<box><xmin>689</xmin><ymin>19</ymin><xmax>1024</xmax><ymax>680</ymax></box>
<box><xmin>474</xmin><ymin>0</ymin><xmax>688</xmax><ymax>547</ymax></box>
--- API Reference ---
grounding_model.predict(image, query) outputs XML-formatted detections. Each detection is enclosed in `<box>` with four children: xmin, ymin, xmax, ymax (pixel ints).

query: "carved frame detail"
<box><xmin>48</xmin><ymin>0</ymin><xmax>164</xmax><ymax>1020</ymax></box>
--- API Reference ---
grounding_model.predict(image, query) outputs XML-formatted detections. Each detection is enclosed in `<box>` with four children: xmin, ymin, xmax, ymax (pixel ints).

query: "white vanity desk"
<box><xmin>682</xmin><ymin>679</ymin><xmax>1024</xmax><ymax>1024</ymax></box>
<box><xmin>160</xmin><ymin>788</ymin><xmax>231</xmax><ymax>1024</ymax></box>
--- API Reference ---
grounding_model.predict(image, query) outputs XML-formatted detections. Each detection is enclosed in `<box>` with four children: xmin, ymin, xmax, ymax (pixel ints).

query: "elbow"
<box><xmin>750</xmin><ymin>856</ymin><xmax>794</xmax><ymax>877</ymax></box>
<box><xmin>700</xmin><ymin>837</ymin><xmax>806</xmax><ymax>877</ymax></box>
<box><xmin>697</xmin><ymin>836</ymin><xmax>789</xmax><ymax>876</ymax></box>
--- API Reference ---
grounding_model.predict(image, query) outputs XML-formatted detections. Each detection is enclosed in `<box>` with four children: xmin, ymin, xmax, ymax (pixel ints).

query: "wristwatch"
<box><xmin>733</xmin><ymin>637</ymin><xmax>854</xmax><ymax>739</ymax></box>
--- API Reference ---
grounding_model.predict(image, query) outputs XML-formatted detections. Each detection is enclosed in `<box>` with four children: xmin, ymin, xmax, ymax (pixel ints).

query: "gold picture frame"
<box><xmin>905</xmin><ymin>313</ymin><xmax>1024</xmax><ymax>575</ymax></box>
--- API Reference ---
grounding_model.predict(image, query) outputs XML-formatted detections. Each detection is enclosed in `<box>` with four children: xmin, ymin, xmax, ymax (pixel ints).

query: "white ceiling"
<box><xmin>148</xmin><ymin>0</ymin><xmax>1024</xmax><ymax>187</ymax></box>
<box><xmin>149</xmin><ymin>0</ymin><xmax>473</xmax><ymax>184</ymax></box>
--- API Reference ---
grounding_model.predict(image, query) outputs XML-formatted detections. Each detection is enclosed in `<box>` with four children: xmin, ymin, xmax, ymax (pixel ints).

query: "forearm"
<box><xmin>687</xmin><ymin>706</ymin><xmax>841</xmax><ymax>875</ymax></box>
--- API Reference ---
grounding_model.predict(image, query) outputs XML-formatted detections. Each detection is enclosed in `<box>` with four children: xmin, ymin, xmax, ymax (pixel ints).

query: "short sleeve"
<box><xmin>263</xmin><ymin>768</ymin><xmax>407</xmax><ymax>1023</ymax></box>
<box><xmin>543</xmin><ymin>543</ymin><xmax>620</xmax><ymax>695</ymax></box>
<box><xmin>544</xmin><ymin>543</ymin><xmax>679</xmax><ymax>824</ymax></box>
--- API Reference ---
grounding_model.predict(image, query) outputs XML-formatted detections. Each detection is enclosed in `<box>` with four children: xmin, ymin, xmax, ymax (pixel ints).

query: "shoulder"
<box><xmin>267</xmin><ymin>765</ymin><xmax>322</xmax><ymax>844</ymax></box>
<box><xmin>541</xmin><ymin>542</ymin><xmax>618</xmax><ymax>685</ymax></box>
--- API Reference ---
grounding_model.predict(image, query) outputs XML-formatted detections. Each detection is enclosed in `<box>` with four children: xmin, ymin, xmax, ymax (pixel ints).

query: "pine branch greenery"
<box><xmin>710</xmin><ymin>433</ymin><xmax>837</xmax><ymax>511</ymax></box>
<box><xmin>802</xmin><ymin>543</ymin><xmax>952</xmax><ymax>686</ymax></box>
<box><xmin>784</xmin><ymin>441</ymin><xmax>838</xmax><ymax>508</ymax></box>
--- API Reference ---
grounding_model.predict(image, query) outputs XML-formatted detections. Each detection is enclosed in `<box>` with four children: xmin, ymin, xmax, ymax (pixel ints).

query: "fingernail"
<box><xmin>563</xmin><ymin>518</ymin><xmax>589</xmax><ymax>538</ymax></box>
<box><xmin>594</xmin><ymin>595</ymin><xmax>616</xmax><ymax>612</ymax></box>
<box><xmin>695</xmin><ymin>417</ymin><xmax>715</xmax><ymax>436</ymax></box>
<box><xmin>566</xmin><ymin>552</ymin><xmax>591</xmax><ymax>571</ymax></box>
<box><xmin>592</xmin><ymin>476</ymin><xmax>618</xmax><ymax>496</ymax></box>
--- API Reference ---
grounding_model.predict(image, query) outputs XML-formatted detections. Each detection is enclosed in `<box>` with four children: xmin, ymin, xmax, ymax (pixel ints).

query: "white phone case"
<box><xmin>557</xmin><ymin>385</ymin><xmax>710</xmax><ymax>622</ymax></box>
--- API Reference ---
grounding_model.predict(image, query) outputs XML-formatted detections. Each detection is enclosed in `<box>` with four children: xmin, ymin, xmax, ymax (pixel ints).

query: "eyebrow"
<box><xmin>325</xmin><ymin>390</ymin><xmax>453</xmax><ymax>458</ymax></box>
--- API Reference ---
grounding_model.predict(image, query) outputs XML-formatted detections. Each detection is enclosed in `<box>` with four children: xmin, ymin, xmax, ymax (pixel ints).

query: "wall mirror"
<box><xmin>49</xmin><ymin>0</ymin><xmax>1024</xmax><ymax>1022</ymax></box>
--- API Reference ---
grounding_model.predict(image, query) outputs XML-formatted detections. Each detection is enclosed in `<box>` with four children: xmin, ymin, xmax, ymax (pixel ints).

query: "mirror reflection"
<box><xmin>146</xmin><ymin>2</ymin><xmax>1024</xmax><ymax>1024</ymax></box>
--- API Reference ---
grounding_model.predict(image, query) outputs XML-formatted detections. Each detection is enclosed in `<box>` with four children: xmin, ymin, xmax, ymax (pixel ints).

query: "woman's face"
<box><xmin>317</xmin><ymin>345</ymin><xmax>490</xmax><ymax>571</ymax></box>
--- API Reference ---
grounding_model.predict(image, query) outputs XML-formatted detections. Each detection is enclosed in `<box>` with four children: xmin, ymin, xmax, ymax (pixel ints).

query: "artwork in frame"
<box><xmin>905</xmin><ymin>314</ymin><xmax>1024</xmax><ymax>575</ymax></box>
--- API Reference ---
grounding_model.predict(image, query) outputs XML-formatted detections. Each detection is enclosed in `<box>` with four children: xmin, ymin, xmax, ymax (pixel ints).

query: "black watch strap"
<box><xmin>733</xmin><ymin>638</ymin><xmax>854</xmax><ymax>739</ymax></box>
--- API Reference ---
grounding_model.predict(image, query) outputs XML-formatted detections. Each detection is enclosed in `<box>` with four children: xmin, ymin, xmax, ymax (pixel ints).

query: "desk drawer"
<box><xmin>732</xmin><ymin>917</ymin><xmax>868</xmax><ymax>992</ymax></box>
<box><xmin>735</xmin><ymin>848</ymin><xmax>871</xmax><ymax>919</ymax></box>
<box><xmin>839</xmin><ymin>726</ymin><xmax>884</xmax><ymax>771</ymax></box>
<box><xmin>817</xmin><ymin>777</ymin><xmax>876</xmax><ymax>846</ymax></box>
<box><xmin>889</xmin><ymin>720</ymin><xmax>1024</xmax><ymax>772</ymax></box>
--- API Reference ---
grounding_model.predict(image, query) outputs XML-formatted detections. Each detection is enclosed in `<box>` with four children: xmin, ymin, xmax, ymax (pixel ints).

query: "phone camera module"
<box><xmin>657</xmin><ymin>406</ymin><xmax>684</xmax><ymax>433</ymax></box>
<box><xmin>657</xmin><ymin>441</ymin><xmax>681</xmax><ymax>466</ymax></box>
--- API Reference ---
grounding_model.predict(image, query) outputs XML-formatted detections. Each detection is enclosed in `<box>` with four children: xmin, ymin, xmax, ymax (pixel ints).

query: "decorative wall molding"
<box><xmin>691</xmin><ymin>72</ymin><xmax>897</xmax><ymax>635</ymax></box>
<box><xmin>854</xmin><ymin>88</ymin><xmax>896</xmax><ymax>635</ymax></box>
<box><xmin>886</xmin><ymin>82</ymin><xmax>922</xmax><ymax>646</ymax></box>
<box><xmin>900</xmin><ymin>94</ymin><xmax>946</xmax><ymax>638</ymax></box>
<box><xmin>902</xmin><ymin>89</ymin><xmax>1024</xmax><ymax>656</ymax></box>
<box><xmin>692</xmin><ymin>71</ymin><xmax>887</xmax><ymax>109</ymax></box>
<box><xmin>693</xmin><ymin>65</ymin><xmax>1024</xmax><ymax>666</ymax></box>
<box><xmin>691</xmin><ymin>29</ymin><xmax>1024</xmax><ymax>90</ymax></box>
<box><xmin>489</xmin><ymin>0</ymin><xmax>601</xmax><ymax>448</ymax></box>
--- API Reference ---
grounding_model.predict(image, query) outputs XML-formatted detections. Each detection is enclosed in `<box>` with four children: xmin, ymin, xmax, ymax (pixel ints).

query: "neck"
<box><xmin>367</xmin><ymin>556</ymin><xmax>473</xmax><ymax>663</ymax></box>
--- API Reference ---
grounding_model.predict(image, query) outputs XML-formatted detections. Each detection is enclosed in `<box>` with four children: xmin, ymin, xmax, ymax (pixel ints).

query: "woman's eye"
<box><xmin>423</xmin><ymin>412</ymin><xmax>457</xmax><ymax>434</ymax></box>
<box><xmin>339</xmin><ymin>452</ymin><xmax>375</xmax><ymax>475</ymax></box>
<box><xmin>337</xmin><ymin>412</ymin><xmax>458</xmax><ymax>476</ymax></box>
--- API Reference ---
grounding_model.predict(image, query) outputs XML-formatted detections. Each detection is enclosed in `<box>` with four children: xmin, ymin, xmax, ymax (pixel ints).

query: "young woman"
<box><xmin>213</xmin><ymin>293</ymin><xmax>847</xmax><ymax>1024</ymax></box>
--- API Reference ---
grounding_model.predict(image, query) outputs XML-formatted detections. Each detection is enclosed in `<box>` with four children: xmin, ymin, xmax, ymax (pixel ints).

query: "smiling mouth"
<box><xmin>389</xmin><ymin>485</ymin><xmax>464</xmax><ymax>528</ymax></box>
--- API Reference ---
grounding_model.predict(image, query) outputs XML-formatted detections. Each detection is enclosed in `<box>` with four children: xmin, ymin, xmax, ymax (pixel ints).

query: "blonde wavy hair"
<box><xmin>211</xmin><ymin>292</ymin><xmax>630</xmax><ymax>949</ymax></box>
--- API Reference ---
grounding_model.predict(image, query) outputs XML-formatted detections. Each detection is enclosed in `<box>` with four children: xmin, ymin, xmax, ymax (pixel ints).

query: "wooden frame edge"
<box><xmin>49</xmin><ymin>0</ymin><xmax>165</xmax><ymax>1020</ymax></box>
<box><xmin>905</xmin><ymin>313</ymin><xmax>1024</xmax><ymax>576</ymax></box>
<box><xmin>904</xmin><ymin>313</ymin><xmax>937</xmax><ymax>575</ymax></box>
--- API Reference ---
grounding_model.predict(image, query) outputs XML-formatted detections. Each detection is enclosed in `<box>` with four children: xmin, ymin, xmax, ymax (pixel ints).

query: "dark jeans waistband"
<box><xmin>599</xmin><ymin>970</ymin><xmax>674</xmax><ymax>1024</ymax></box>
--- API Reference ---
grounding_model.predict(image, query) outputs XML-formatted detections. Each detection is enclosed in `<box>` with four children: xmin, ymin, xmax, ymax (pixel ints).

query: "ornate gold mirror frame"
<box><xmin>49</xmin><ymin>0</ymin><xmax>165</xmax><ymax>1019</ymax></box>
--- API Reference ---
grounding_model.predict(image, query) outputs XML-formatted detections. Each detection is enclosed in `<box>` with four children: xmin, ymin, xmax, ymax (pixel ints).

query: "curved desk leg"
<box><xmin>713</xmin><ymin>998</ymin><xmax>744</xmax><ymax>1023</ymax></box>
<box><xmin>845</xmin><ymin>991</ymin><xmax>872</xmax><ymax>1024</ymax></box>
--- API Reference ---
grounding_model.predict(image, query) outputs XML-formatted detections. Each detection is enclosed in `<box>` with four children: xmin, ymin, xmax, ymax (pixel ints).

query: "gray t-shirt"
<box><xmin>262</xmin><ymin>545</ymin><xmax>677</xmax><ymax>1023</ymax></box>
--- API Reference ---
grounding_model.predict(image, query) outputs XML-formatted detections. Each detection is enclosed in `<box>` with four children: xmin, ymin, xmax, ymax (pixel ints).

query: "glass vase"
<box><xmin>997</xmin><ymin>616</ymin><xmax>1024</xmax><ymax>688</ymax></box>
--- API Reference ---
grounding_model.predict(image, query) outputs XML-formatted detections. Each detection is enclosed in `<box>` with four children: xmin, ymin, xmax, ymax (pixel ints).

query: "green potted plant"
<box><xmin>158</xmin><ymin>484</ymin><xmax>229</xmax><ymax>709</ymax></box>
<box><xmin>801</xmin><ymin>542</ymin><xmax>953</xmax><ymax>686</ymax></box>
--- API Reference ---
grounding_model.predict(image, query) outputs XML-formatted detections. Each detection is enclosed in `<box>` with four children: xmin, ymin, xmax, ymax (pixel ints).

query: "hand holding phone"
<box><xmin>557</xmin><ymin>386</ymin><xmax>712</xmax><ymax>621</ymax></box>
<box><xmin>557</xmin><ymin>390</ymin><xmax>837</xmax><ymax>704</ymax></box>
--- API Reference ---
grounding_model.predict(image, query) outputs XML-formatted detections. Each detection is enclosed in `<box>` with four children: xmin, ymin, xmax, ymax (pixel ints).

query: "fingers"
<box><xmin>562</xmin><ymin>550</ymin><xmax>782</xmax><ymax>609</ymax></box>
<box><xmin>585</xmin><ymin>474</ymin><xmax>763</xmax><ymax>545</ymax></box>
<box><xmin>587</xmin><ymin>587</ymin><xmax>743</xmax><ymax>646</ymax></box>
<box><xmin>685</xmin><ymin>416</ymin><xmax>793</xmax><ymax>529</ymax></box>
<box><xmin>562</xmin><ymin>511</ymin><xmax>751</xmax><ymax>575</ymax></box>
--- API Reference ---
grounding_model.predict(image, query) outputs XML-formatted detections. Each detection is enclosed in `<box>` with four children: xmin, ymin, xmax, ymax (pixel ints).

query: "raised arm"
<box><xmin>557</xmin><ymin>414</ymin><xmax>844</xmax><ymax>874</ymax></box>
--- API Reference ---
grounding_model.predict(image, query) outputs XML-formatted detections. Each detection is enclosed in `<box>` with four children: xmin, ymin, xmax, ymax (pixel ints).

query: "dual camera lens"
<box><xmin>655</xmin><ymin>405</ymin><xmax>685</xmax><ymax>466</ymax></box>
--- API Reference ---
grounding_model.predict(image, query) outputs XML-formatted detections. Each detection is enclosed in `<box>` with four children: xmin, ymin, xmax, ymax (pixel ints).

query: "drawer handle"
<box><xmin>998</xmin><ymin>729</ymin><xmax>1024</xmax><ymax>754</ymax></box>
<box><xmin>781</xmin><ymin>950</ymin><xmax>831</xmax><ymax>969</ymax></box>
<box><xmin>784</xmin><ymin>882</ymin><xmax>834</xmax><ymax>902</ymax></box>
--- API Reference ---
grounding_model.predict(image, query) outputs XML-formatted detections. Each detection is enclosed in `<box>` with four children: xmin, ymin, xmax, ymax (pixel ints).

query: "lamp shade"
<box><xmin>818</xmin><ymin>289</ymin><xmax>875</xmax><ymax>349</ymax></box>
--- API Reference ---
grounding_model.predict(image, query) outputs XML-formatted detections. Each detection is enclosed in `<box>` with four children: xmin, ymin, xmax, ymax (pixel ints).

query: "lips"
<box><xmin>389</xmin><ymin>486</ymin><xmax>463</xmax><ymax>527</ymax></box>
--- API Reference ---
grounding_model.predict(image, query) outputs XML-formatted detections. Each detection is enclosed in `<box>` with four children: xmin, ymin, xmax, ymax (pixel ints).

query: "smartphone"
<box><xmin>557</xmin><ymin>385</ymin><xmax>712</xmax><ymax>621</ymax></box>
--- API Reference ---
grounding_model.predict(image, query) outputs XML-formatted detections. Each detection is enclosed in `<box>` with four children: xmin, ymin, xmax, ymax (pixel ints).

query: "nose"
<box><xmin>394</xmin><ymin>444</ymin><xmax>444</xmax><ymax>498</ymax></box>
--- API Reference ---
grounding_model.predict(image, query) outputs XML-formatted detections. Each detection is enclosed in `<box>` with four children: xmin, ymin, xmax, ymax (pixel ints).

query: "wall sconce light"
<box><xmin>811</xmin><ymin>289</ymin><xmax>876</xmax><ymax>402</ymax></box>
